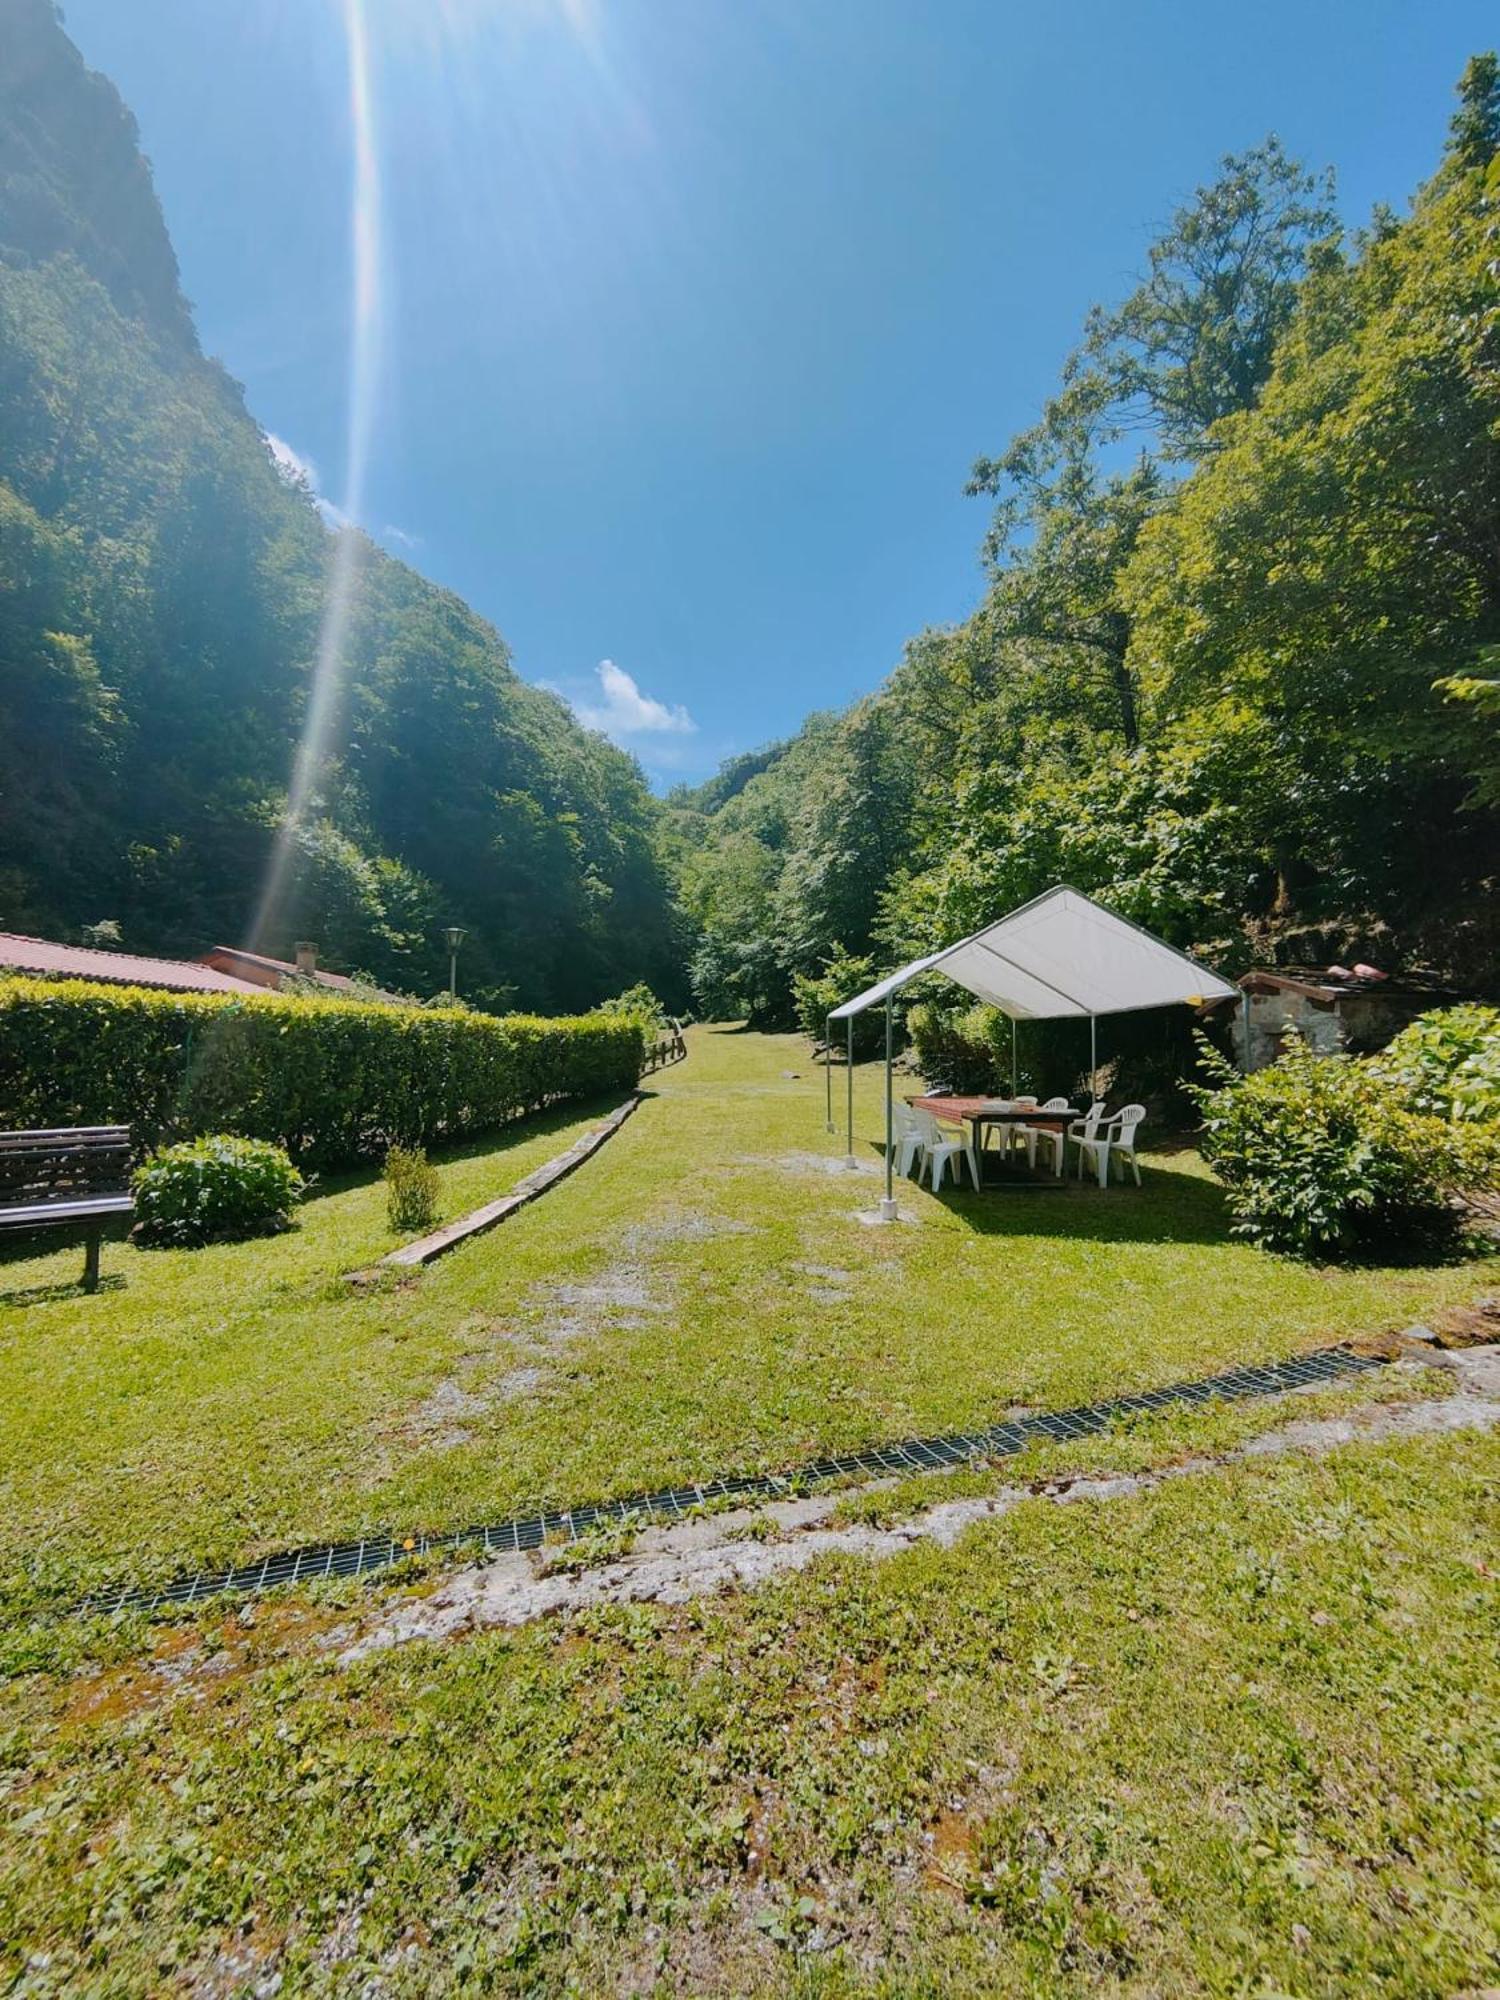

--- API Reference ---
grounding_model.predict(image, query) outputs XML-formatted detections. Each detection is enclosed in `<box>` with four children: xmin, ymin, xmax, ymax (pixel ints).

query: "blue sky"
<box><xmin>62</xmin><ymin>0</ymin><xmax>1496</xmax><ymax>786</ymax></box>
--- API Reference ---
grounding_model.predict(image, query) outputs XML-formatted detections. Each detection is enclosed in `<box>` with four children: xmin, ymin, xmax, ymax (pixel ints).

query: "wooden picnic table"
<box><xmin>908</xmin><ymin>1094</ymin><xmax>1083</xmax><ymax>1187</ymax></box>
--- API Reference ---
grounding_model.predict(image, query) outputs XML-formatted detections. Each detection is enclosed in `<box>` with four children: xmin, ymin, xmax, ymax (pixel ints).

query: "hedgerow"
<box><xmin>0</xmin><ymin>978</ymin><xmax>644</xmax><ymax>1168</ymax></box>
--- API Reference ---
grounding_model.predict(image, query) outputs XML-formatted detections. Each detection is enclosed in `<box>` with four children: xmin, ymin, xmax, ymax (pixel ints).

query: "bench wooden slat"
<box><xmin>0</xmin><ymin>1126</ymin><xmax>130</xmax><ymax>1147</ymax></box>
<box><xmin>0</xmin><ymin>1195</ymin><xmax>135</xmax><ymax>1227</ymax></box>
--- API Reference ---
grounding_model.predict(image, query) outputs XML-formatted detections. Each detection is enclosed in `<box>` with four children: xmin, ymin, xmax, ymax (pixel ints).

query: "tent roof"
<box><xmin>827</xmin><ymin>885</ymin><xmax>1237</xmax><ymax>1022</ymax></box>
<box><xmin>826</xmin><ymin>949</ymin><xmax>950</xmax><ymax>1022</ymax></box>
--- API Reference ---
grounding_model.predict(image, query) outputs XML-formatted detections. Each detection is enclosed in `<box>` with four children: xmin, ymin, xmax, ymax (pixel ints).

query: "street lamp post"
<box><xmin>444</xmin><ymin>926</ymin><xmax>467</xmax><ymax>1000</ymax></box>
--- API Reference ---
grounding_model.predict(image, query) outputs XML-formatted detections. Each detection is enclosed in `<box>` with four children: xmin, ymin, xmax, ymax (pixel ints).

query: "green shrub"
<box><xmin>906</xmin><ymin>999</ymin><xmax>1007</xmax><ymax>1092</ymax></box>
<box><xmin>792</xmin><ymin>951</ymin><xmax>884</xmax><ymax>1059</ymax></box>
<box><xmin>597</xmin><ymin>982</ymin><xmax>671</xmax><ymax>1034</ymax></box>
<box><xmin>1191</xmin><ymin>1033</ymin><xmax>1494</xmax><ymax>1259</ymax></box>
<box><xmin>1373</xmin><ymin>1004</ymin><xmax>1500</xmax><ymax>1121</ymax></box>
<box><xmin>0</xmin><ymin>978</ymin><xmax>644</xmax><ymax>1170</ymax></box>
<box><xmin>385</xmin><ymin>1144</ymin><xmax>440</xmax><ymax>1234</ymax></box>
<box><xmin>132</xmin><ymin>1136</ymin><xmax>305</xmax><ymax>1248</ymax></box>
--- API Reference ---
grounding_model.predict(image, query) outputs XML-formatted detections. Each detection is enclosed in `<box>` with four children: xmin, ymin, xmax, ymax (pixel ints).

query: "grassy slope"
<box><xmin>0</xmin><ymin>1430</ymin><xmax>1495</xmax><ymax>1994</ymax></box>
<box><xmin>3</xmin><ymin>1026</ymin><xmax>1497</xmax><ymax>1612</ymax></box>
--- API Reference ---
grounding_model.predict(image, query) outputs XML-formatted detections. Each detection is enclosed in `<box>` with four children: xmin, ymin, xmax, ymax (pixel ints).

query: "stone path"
<box><xmin>344</xmin><ymin>1342</ymin><xmax>1500</xmax><ymax>1661</ymax></box>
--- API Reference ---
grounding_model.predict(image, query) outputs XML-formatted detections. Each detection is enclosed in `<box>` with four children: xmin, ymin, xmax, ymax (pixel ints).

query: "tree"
<box><xmin>1052</xmin><ymin>138</ymin><xmax>1338</xmax><ymax>461</ymax></box>
<box><xmin>965</xmin><ymin>140</ymin><xmax>1338</xmax><ymax>758</ymax></box>
<box><xmin>1121</xmin><ymin>94</ymin><xmax>1500</xmax><ymax>929</ymax></box>
<box><xmin>1447</xmin><ymin>51</ymin><xmax>1500</xmax><ymax>172</ymax></box>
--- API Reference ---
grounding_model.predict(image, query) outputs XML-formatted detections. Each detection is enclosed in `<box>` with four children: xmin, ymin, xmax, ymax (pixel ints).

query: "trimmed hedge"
<box><xmin>0</xmin><ymin>978</ymin><xmax>644</xmax><ymax>1169</ymax></box>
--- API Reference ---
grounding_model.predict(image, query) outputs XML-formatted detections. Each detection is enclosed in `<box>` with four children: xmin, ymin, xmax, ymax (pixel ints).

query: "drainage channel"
<box><xmin>88</xmin><ymin>1344</ymin><xmax>1385</xmax><ymax>1618</ymax></box>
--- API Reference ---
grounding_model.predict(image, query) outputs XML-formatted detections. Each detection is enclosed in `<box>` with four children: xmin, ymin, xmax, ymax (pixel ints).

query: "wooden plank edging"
<box><xmin>377</xmin><ymin>1094</ymin><xmax>644</xmax><ymax>1271</ymax></box>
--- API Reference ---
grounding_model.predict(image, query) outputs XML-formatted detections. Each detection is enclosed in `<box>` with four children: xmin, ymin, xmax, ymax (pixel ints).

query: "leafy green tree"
<box><xmin>1121</xmin><ymin>86</ymin><xmax>1500</xmax><ymax>930</ymax></box>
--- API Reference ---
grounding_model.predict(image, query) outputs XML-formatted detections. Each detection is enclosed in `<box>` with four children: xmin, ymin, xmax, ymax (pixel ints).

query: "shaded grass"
<box><xmin>2</xmin><ymin>1028</ymin><xmax>1497</xmax><ymax>1616</ymax></box>
<box><xmin>1</xmin><ymin>1428</ymin><xmax>1496</xmax><ymax>1994</ymax></box>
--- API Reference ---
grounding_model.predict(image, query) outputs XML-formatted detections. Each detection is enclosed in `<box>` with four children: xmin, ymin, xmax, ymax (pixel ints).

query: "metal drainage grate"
<box><xmin>88</xmin><ymin>1344</ymin><xmax>1385</xmax><ymax>1618</ymax></box>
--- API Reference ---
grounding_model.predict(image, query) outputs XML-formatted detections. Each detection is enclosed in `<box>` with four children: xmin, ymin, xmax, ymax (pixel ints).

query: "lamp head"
<box><xmin>444</xmin><ymin>926</ymin><xmax>467</xmax><ymax>952</ymax></box>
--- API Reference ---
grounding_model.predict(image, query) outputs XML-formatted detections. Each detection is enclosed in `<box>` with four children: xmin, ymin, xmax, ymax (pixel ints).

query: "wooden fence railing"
<box><xmin>641</xmin><ymin>1020</ymin><xmax>688</xmax><ymax>1075</ymax></box>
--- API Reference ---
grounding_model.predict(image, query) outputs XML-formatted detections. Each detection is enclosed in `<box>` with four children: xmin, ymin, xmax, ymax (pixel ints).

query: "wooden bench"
<box><xmin>0</xmin><ymin>1126</ymin><xmax>134</xmax><ymax>1292</ymax></box>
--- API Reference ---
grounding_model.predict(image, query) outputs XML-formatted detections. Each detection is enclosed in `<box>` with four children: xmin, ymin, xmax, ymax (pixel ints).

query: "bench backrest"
<box><xmin>0</xmin><ymin>1127</ymin><xmax>133</xmax><ymax>1209</ymax></box>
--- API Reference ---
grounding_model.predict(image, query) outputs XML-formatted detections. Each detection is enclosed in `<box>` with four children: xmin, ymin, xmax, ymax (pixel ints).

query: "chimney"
<box><xmin>294</xmin><ymin>941</ymin><xmax>318</xmax><ymax>976</ymax></box>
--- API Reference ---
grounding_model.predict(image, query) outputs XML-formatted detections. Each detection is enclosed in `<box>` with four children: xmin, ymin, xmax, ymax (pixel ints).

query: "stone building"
<box><xmin>1224</xmin><ymin>967</ymin><xmax>1467</xmax><ymax>1072</ymax></box>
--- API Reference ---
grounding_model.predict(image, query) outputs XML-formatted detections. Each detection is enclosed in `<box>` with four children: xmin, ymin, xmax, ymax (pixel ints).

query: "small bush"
<box><xmin>597</xmin><ymin>983</ymin><xmax>671</xmax><ymax>1034</ymax></box>
<box><xmin>906</xmin><ymin>999</ymin><xmax>1007</xmax><ymax>1092</ymax></box>
<box><xmin>132</xmin><ymin>1136</ymin><xmax>305</xmax><ymax>1248</ymax></box>
<box><xmin>793</xmin><ymin>951</ymin><xmax>884</xmax><ymax>1059</ymax></box>
<box><xmin>385</xmin><ymin>1144</ymin><xmax>440</xmax><ymax>1234</ymax></box>
<box><xmin>1373</xmin><ymin>1004</ymin><xmax>1500</xmax><ymax>1121</ymax></box>
<box><xmin>1191</xmin><ymin>1033</ymin><xmax>1494</xmax><ymax>1260</ymax></box>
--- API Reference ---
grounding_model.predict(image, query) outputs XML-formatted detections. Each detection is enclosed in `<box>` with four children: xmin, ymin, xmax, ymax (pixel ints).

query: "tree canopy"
<box><xmin>676</xmin><ymin>59</ymin><xmax>1500</xmax><ymax>1025</ymax></box>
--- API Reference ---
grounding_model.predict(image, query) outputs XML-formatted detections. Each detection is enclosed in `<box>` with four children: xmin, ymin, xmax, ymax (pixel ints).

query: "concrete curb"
<box><xmin>377</xmin><ymin>1094</ymin><xmax>644</xmax><ymax>1271</ymax></box>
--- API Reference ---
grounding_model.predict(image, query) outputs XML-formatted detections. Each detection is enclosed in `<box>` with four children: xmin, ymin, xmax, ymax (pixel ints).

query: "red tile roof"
<box><xmin>0</xmin><ymin>932</ymin><xmax>265</xmax><ymax>995</ymax></box>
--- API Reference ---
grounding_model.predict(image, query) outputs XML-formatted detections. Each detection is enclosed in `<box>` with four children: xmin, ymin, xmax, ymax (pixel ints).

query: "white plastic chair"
<box><xmin>1025</xmin><ymin>1096</ymin><xmax>1074</xmax><ymax>1174</ymax></box>
<box><xmin>888</xmin><ymin>1102</ymin><xmax>925</xmax><ymax>1179</ymax></box>
<box><xmin>1060</xmin><ymin>1101</ymin><xmax>1107</xmax><ymax>1178</ymax></box>
<box><xmin>1075</xmin><ymin>1104</ymin><xmax>1146</xmax><ymax>1188</ymax></box>
<box><xmin>912</xmin><ymin>1106</ymin><xmax>978</xmax><ymax>1192</ymax></box>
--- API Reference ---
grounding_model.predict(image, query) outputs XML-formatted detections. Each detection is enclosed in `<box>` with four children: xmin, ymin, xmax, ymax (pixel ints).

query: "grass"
<box><xmin>3</xmin><ymin>1026</ymin><xmax>1498</xmax><ymax>1992</ymax></box>
<box><xmin>1</xmin><ymin>1428</ymin><xmax>1495</xmax><ymax>1994</ymax></box>
<box><xmin>3</xmin><ymin>1026</ymin><xmax>1497</xmax><ymax>1620</ymax></box>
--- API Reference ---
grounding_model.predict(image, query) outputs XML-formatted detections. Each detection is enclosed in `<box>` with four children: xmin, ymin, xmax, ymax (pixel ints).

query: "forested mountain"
<box><xmin>0</xmin><ymin>0</ymin><xmax>684</xmax><ymax>1010</ymax></box>
<box><xmin>4</xmin><ymin>0</ymin><xmax>1495</xmax><ymax>1029</ymax></box>
<box><xmin>672</xmin><ymin>60</ymin><xmax>1500</xmax><ymax>1026</ymax></box>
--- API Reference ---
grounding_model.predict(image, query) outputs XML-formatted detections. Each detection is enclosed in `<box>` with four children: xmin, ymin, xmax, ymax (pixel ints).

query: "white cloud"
<box><xmin>267</xmin><ymin>431</ymin><xmax>318</xmax><ymax>488</ymax></box>
<box><xmin>266</xmin><ymin>431</ymin><xmax>350</xmax><ymax>528</ymax></box>
<box><xmin>267</xmin><ymin>432</ymin><xmax>425</xmax><ymax>542</ymax></box>
<box><xmin>575</xmin><ymin>659</ymin><xmax>696</xmax><ymax>738</ymax></box>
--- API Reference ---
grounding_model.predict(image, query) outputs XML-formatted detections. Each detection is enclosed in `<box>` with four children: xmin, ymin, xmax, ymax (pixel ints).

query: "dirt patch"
<box><xmin>624</xmin><ymin>1212</ymin><xmax>755</xmax><ymax>1249</ymax></box>
<box><xmin>400</xmin><ymin>1376</ymin><xmax>487</xmax><ymax>1450</ymax></box>
<box><xmin>492</xmin><ymin>1363</ymin><xmax>547</xmax><ymax>1403</ymax></box>
<box><xmin>456</xmin><ymin>1209</ymin><xmax>749</xmax><ymax>1409</ymax></box>
<box><xmin>797</xmin><ymin>1262</ymin><xmax>855</xmax><ymax>1306</ymax></box>
<box><xmin>773</xmin><ymin>1152</ymin><xmax>881</xmax><ymax>1180</ymax></box>
<box><xmin>552</xmin><ymin>1274</ymin><xmax>665</xmax><ymax>1316</ymax></box>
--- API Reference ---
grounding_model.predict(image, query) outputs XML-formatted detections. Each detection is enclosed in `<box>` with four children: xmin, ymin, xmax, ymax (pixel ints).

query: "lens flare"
<box><xmin>250</xmin><ymin>0</ymin><xmax>381</xmax><ymax>952</ymax></box>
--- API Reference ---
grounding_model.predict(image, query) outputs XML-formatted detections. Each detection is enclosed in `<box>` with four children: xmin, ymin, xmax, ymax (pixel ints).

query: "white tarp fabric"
<box><xmin>828</xmin><ymin>885</ymin><xmax>1236</xmax><ymax>1022</ymax></box>
<box><xmin>826</xmin><ymin>949</ymin><xmax>949</xmax><ymax>1022</ymax></box>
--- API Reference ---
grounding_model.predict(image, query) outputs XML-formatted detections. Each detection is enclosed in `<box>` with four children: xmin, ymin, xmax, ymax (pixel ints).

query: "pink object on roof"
<box><xmin>0</xmin><ymin>932</ymin><xmax>263</xmax><ymax>995</ymax></box>
<box><xmin>1352</xmin><ymin>962</ymin><xmax>1387</xmax><ymax>981</ymax></box>
<box><xmin>199</xmin><ymin>945</ymin><xmax>359</xmax><ymax>994</ymax></box>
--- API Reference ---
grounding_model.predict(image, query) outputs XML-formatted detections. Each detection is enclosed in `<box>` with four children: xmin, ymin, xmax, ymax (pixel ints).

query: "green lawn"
<box><xmin>3</xmin><ymin>1025</ymin><xmax>1497</xmax><ymax>1620</ymax></box>
<box><xmin>1</xmin><ymin>1427</ymin><xmax>1495</xmax><ymax>1995</ymax></box>
<box><xmin>3</xmin><ymin>1025</ymin><xmax>1499</xmax><ymax>1994</ymax></box>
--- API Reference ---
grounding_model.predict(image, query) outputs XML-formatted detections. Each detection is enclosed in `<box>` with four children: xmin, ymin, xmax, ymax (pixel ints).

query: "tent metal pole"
<box><xmin>845</xmin><ymin>1015</ymin><xmax>856</xmax><ymax>1166</ymax></box>
<box><xmin>1090</xmin><ymin>1015</ymin><xmax>1097</xmax><ymax>1100</ymax></box>
<box><xmin>1011</xmin><ymin>1014</ymin><xmax>1017</xmax><ymax>1094</ymax></box>
<box><xmin>825</xmin><ymin>1013</ymin><xmax>833</xmax><ymax>1132</ymax></box>
<box><xmin>880</xmin><ymin>996</ymin><xmax>898</xmax><ymax>1219</ymax></box>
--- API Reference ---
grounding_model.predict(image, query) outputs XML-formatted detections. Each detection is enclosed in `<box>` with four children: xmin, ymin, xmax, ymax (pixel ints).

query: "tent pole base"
<box><xmin>877</xmin><ymin>1197</ymin><xmax>899</xmax><ymax>1221</ymax></box>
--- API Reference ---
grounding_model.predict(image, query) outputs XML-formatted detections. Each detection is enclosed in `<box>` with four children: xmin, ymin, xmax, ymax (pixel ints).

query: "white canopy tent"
<box><xmin>822</xmin><ymin>885</ymin><xmax>1238</xmax><ymax>1217</ymax></box>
